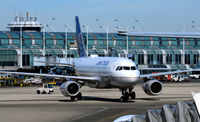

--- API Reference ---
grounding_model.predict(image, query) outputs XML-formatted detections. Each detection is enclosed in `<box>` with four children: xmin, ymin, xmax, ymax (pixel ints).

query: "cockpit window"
<box><xmin>123</xmin><ymin>66</ymin><xmax>130</xmax><ymax>70</ymax></box>
<box><xmin>131</xmin><ymin>66</ymin><xmax>136</xmax><ymax>70</ymax></box>
<box><xmin>116</xmin><ymin>66</ymin><xmax>137</xmax><ymax>71</ymax></box>
<box><xmin>116</xmin><ymin>67</ymin><xmax>119</xmax><ymax>71</ymax></box>
<box><xmin>116</xmin><ymin>66</ymin><xmax>122</xmax><ymax>71</ymax></box>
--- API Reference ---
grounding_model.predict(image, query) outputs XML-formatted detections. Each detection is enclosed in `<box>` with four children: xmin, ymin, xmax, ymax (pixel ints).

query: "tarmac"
<box><xmin>0</xmin><ymin>81</ymin><xmax>200</xmax><ymax>122</ymax></box>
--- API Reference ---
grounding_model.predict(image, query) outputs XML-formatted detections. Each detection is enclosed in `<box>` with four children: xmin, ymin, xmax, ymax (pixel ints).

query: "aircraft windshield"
<box><xmin>123</xmin><ymin>66</ymin><xmax>130</xmax><ymax>70</ymax></box>
<box><xmin>116</xmin><ymin>66</ymin><xmax>137</xmax><ymax>71</ymax></box>
<box><xmin>131</xmin><ymin>66</ymin><xmax>136</xmax><ymax>70</ymax></box>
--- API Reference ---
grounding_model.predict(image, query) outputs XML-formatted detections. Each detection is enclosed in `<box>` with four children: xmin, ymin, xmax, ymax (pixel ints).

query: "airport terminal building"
<box><xmin>0</xmin><ymin>14</ymin><xmax>200</xmax><ymax>73</ymax></box>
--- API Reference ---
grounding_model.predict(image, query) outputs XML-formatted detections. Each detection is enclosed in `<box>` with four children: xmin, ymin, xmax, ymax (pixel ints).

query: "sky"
<box><xmin>0</xmin><ymin>0</ymin><xmax>200</xmax><ymax>32</ymax></box>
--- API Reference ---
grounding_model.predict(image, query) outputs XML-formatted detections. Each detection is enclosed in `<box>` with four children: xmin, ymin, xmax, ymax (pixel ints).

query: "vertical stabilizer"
<box><xmin>75</xmin><ymin>16</ymin><xmax>87</xmax><ymax>57</ymax></box>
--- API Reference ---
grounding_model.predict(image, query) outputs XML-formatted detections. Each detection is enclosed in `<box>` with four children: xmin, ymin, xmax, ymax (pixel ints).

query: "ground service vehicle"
<box><xmin>189</xmin><ymin>71</ymin><xmax>200</xmax><ymax>79</ymax></box>
<box><xmin>36</xmin><ymin>83</ymin><xmax>54</xmax><ymax>94</ymax></box>
<box><xmin>171</xmin><ymin>75</ymin><xmax>184</xmax><ymax>82</ymax></box>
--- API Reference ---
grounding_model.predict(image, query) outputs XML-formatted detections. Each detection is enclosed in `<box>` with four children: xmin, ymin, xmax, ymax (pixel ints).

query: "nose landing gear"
<box><xmin>120</xmin><ymin>88</ymin><xmax>136</xmax><ymax>102</ymax></box>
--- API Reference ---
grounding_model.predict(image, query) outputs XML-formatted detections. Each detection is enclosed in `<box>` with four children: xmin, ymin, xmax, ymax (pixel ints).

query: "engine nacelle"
<box><xmin>60</xmin><ymin>81</ymin><xmax>80</xmax><ymax>97</ymax></box>
<box><xmin>142</xmin><ymin>80</ymin><xmax>162</xmax><ymax>96</ymax></box>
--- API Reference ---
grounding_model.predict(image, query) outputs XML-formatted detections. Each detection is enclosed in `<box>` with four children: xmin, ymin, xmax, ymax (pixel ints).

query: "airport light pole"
<box><xmin>126</xmin><ymin>32</ymin><xmax>128</xmax><ymax>58</ymax></box>
<box><xmin>82</xmin><ymin>25</ymin><xmax>89</xmax><ymax>56</ymax></box>
<box><xmin>132</xmin><ymin>19</ymin><xmax>141</xmax><ymax>32</ymax></box>
<box><xmin>42</xmin><ymin>18</ymin><xmax>56</xmax><ymax>56</ymax></box>
<box><xmin>43</xmin><ymin>25</ymin><xmax>46</xmax><ymax>56</ymax></box>
<box><xmin>86</xmin><ymin>26</ymin><xmax>89</xmax><ymax>56</ymax></box>
<box><xmin>183</xmin><ymin>37</ymin><xmax>185</xmax><ymax>64</ymax></box>
<box><xmin>125</xmin><ymin>27</ymin><xmax>129</xmax><ymax>58</ymax></box>
<box><xmin>182</xmin><ymin>26</ymin><xmax>186</xmax><ymax>65</ymax></box>
<box><xmin>46</xmin><ymin>24</ymin><xmax>56</xmax><ymax>32</ymax></box>
<box><xmin>20</xmin><ymin>24</ymin><xmax>23</xmax><ymax>68</ymax></box>
<box><xmin>65</xmin><ymin>24</ymin><xmax>68</xmax><ymax>58</ymax></box>
<box><xmin>106</xmin><ymin>26</ymin><xmax>109</xmax><ymax>54</ymax></box>
<box><xmin>192</xmin><ymin>24</ymin><xmax>200</xmax><ymax>31</ymax></box>
<box><xmin>114</xmin><ymin>19</ymin><xmax>120</xmax><ymax>32</ymax></box>
<box><xmin>125</xmin><ymin>25</ymin><xmax>136</xmax><ymax>58</ymax></box>
<box><xmin>64</xmin><ymin>24</ymin><xmax>74</xmax><ymax>58</ymax></box>
<box><xmin>46</xmin><ymin>17</ymin><xmax>56</xmax><ymax>32</ymax></box>
<box><xmin>99</xmin><ymin>25</ymin><xmax>109</xmax><ymax>54</ymax></box>
<box><xmin>125</xmin><ymin>25</ymin><xmax>134</xmax><ymax>57</ymax></box>
<box><xmin>96</xmin><ymin>19</ymin><xmax>109</xmax><ymax>54</ymax></box>
<box><xmin>192</xmin><ymin>23</ymin><xmax>200</xmax><ymax>64</ymax></box>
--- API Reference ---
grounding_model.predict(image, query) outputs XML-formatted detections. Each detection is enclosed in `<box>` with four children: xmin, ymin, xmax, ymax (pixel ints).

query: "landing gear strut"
<box><xmin>129</xmin><ymin>88</ymin><xmax>136</xmax><ymax>99</ymax></box>
<box><xmin>70</xmin><ymin>92</ymin><xmax>83</xmax><ymax>101</ymax></box>
<box><xmin>120</xmin><ymin>88</ymin><xmax>136</xmax><ymax>102</ymax></box>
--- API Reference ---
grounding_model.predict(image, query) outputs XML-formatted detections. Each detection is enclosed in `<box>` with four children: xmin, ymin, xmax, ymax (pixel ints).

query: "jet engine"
<box><xmin>142</xmin><ymin>79</ymin><xmax>162</xmax><ymax>96</ymax></box>
<box><xmin>60</xmin><ymin>81</ymin><xmax>80</xmax><ymax>97</ymax></box>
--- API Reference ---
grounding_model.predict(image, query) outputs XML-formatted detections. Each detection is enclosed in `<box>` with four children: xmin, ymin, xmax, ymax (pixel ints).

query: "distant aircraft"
<box><xmin>23</xmin><ymin>77</ymin><xmax>41</xmax><ymax>84</ymax></box>
<box><xmin>0</xmin><ymin>16</ymin><xmax>199</xmax><ymax>102</ymax></box>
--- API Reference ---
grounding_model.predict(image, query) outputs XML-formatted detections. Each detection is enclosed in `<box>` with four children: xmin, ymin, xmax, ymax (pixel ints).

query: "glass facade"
<box><xmin>0</xmin><ymin>31</ymin><xmax>199</xmax><ymax>70</ymax></box>
<box><xmin>0</xmin><ymin>50</ymin><xmax>18</xmax><ymax>66</ymax></box>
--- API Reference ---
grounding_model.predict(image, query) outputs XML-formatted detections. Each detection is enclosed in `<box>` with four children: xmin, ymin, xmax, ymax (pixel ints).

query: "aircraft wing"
<box><xmin>140</xmin><ymin>68</ymin><xmax>200</xmax><ymax>78</ymax></box>
<box><xmin>0</xmin><ymin>71</ymin><xmax>99</xmax><ymax>81</ymax></box>
<box><xmin>36</xmin><ymin>61</ymin><xmax>75</xmax><ymax>67</ymax></box>
<box><xmin>140</xmin><ymin>68</ymin><xmax>174</xmax><ymax>70</ymax></box>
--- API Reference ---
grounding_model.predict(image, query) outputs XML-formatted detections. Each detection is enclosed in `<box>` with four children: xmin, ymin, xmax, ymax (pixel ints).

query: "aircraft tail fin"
<box><xmin>75</xmin><ymin>16</ymin><xmax>87</xmax><ymax>57</ymax></box>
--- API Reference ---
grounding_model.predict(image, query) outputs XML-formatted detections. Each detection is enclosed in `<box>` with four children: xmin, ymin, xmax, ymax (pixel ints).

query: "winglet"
<box><xmin>75</xmin><ymin>16</ymin><xmax>87</xmax><ymax>57</ymax></box>
<box><xmin>191</xmin><ymin>91</ymin><xmax>200</xmax><ymax>116</ymax></box>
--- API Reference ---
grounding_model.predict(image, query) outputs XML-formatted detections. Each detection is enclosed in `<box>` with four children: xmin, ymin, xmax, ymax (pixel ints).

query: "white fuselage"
<box><xmin>73</xmin><ymin>57</ymin><xmax>140</xmax><ymax>88</ymax></box>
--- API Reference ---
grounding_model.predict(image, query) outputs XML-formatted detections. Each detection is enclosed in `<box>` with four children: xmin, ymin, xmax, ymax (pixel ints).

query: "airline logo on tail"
<box><xmin>75</xmin><ymin>16</ymin><xmax>87</xmax><ymax>57</ymax></box>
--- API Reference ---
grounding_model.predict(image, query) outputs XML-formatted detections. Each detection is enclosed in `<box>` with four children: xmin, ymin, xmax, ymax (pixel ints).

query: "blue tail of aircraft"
<box><xmin>75</xmin><ymin>16</ymin><xmax>87</xmax><ymax>57</ymax></box>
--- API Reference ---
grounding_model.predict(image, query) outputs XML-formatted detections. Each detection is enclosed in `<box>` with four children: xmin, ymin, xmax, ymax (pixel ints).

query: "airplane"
<box><xmin>0</xmin><ymin>16</ymin><xmax>200</xmax><ymax>102</ymax></box>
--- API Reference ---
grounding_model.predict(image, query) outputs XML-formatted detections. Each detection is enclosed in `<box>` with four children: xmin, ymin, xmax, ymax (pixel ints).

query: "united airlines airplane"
<box><xmin>0</xmin><ymin>16</ymin><xmax>199</xmax><ymax>102</ymax></box>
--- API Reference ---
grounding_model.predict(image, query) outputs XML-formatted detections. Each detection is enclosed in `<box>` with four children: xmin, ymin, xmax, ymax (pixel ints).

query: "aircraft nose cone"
<box><xmin>111</xmin><ymin>77</ymin><xmax>139</xmax><ymax>88</ymax></box>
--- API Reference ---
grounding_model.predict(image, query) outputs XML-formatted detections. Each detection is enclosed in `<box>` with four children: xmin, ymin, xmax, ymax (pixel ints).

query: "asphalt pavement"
<box><xmin>0</xmin><ymin>82</ymin><xmax>199</xmax><ymax>122</ymax></box>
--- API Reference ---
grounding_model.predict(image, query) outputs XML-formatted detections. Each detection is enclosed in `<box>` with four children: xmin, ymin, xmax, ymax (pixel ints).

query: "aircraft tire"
<box><xmin>120</xmin><ymin>96</ymin><xmax>128</xmax><ymax>102</ymax></box>
<box><xmin>130</xmin><ymin>92</ymin><xmax>136</xmax><ymax>99</ymax></box>
<box><xmin>124</xmin><ymin>92</ymin><xmax>129</xmax><ymax>98</ymax></box>
<box><xmin>77</xmin><ymin>92</ymin><xmax>82</xmax><ymax>100</ymax></box>
<box><xmin>70</xmin><ymin>96</ymin><xmax>76</xmax><ymax>101</ymax></box>
<box><xmin>37</xmin><ymin>90</ymin><xmax>40</xmax><ymax>94</ymax></box>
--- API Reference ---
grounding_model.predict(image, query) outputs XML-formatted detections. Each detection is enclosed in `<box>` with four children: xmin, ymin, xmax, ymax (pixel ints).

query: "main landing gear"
<box><xmin>69</xmin><ymin>81</ymin><xmax>85</xmax><ymax>102</ymax></box>
<box><xmin>70</xmin><ymin>92</ymin><xmax>83</xmax><ymax>101</ymax></box>
<box><xmin>120</xmin><ymin>88</ymin><xmax>136</xmax><ymax>102</ymax></box>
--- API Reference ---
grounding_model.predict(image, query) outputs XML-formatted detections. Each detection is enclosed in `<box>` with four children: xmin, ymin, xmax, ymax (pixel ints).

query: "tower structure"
<box><xmin>7</xmin><ymin>12</ymin><xmax>43</xmax><ymax>32</ymax></box>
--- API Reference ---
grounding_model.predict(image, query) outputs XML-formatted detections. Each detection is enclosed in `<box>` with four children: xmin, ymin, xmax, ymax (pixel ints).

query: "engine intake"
<box><xmin>60</xmin><ymin>81</ymin><xmax>80</xmax><ymax>97</ymax></box>
<box><xmin>142</xmin><ymin>80</ymin><xmax>162</xmax><ymax>96</ymax></box>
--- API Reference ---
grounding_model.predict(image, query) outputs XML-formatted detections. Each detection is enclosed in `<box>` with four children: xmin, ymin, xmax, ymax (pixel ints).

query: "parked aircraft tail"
<box><xmin>75</xmin><ymin>16</ymin><xmax>87</xmax><ymax>57</ymax></box>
